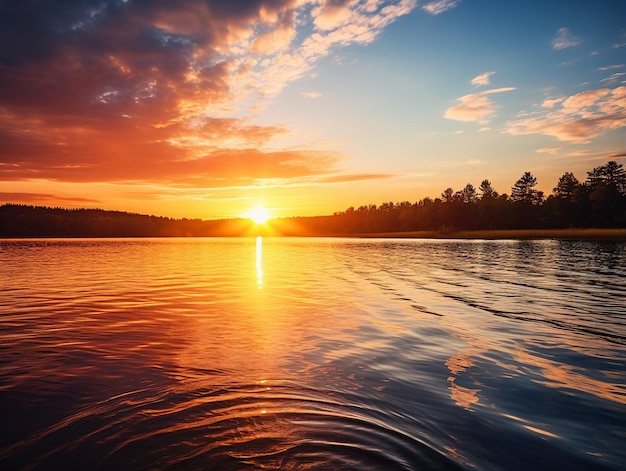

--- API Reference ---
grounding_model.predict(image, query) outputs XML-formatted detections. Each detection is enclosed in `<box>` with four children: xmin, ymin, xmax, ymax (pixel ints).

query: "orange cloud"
<box><xmin>535</xmin><ymin>146</ymin><xmax>562</xmax><ymax>155</ymax></box>
<box><xmin>313</xmin><ymin>0</ymin><xmax>354</xmax><ymax>31</ymax></box>
<box><xmin>250</xmin><ymin>9</ymin><xmax>296</xmax><ymax>55</ymax></box>
<box><xmin>318</xmin><ymin>173</ymin><xmax>396</xmax><ymax>183</ymax></box>
<box><xmin>0</xmin><ymin>0</ymin><xmax>418</xmax><ymax>195</ymax></box>
<box><xmin>0</xmin><ymin>192</ymin><xmax>101</xmax><ymax>205</ymax></box>
<box><xmin>444</xmin><ymin>87</ymin><xmax>516</xmax><ymax>124</ymax></box>
<box><xmin>471</xmin><ymin>71</ymin><xmax>495</xmax><ymax>87</ymax></box>
<box><xmin>506</xmin><ymin>86</ymin><xmax>626</xmax><ymax>142</ymax></box>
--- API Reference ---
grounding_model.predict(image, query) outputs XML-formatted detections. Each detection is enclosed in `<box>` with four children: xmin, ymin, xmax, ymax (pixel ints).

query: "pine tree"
<box><xmin>511</xmin><ymin>172</ymin><xmax>543</xmax><ymax>205</ymax></box>
<box><xmin>553</xmin><ymin>172</ymin><xmax>580</xmax><ymax>202</ymax></box>
<box><xmin>479</xmin><ymin>179</ymin><xmax>498</xmax><ymax>199</ymax></box>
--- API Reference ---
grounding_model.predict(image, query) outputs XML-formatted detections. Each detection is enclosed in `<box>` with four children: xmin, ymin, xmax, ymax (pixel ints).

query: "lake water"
<box><xmin>1</xmin><ymin>237</ymin><xmax>624</xmax><ymax>470</ymax></box>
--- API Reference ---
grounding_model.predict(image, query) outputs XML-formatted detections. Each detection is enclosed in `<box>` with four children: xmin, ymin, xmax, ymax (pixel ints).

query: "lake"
<box><xmin>1</xmin><ymin>237</ymin><xmax>624</xmax><ymax>470</ymax></box>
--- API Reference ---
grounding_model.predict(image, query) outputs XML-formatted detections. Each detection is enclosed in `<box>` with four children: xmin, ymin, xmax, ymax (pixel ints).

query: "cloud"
<box><xmin>444</xmin><ymin>87</ymin><xmax>516</xmax><ymax>124</ymax></box>
<box><xmin>312</xmin><ymin>0</ymin><xmax>355</xmax><ymax>31</ymax></box>
<box><xmin>471</xmin><ymin>71</ymin><xmax>495</xmax><ymax>87</ymax></box>
<box><xmin>600</xmin><ymin>72</ymin><xmax>626</xmax><ymax>85</ymax></box>
<box><xmin>598</xmin><ymin>64</ymin><xmax>624</xmax><ymax>71</ymax></box>
<box><xmin>0</xmin><ymin>124</ymin><xmax>341</xmax><ymax>187</ymax></box>
<box><xmin>302</xmin><ymin>91</ymin><xmax>322</xmax><ymax>98</ymax></box>
<box><xmin>552</xmin><ymin>27</ymin><xmax>582</xmax><ymax>50</ymax></box>
<box><xmin>0</xmin><ymin>192</ymin><xmax>101</xmax><ymax>205</ymax></box>
<box><xmin>506</xmin><ymin>86</ymin><xmax>626</xmax><ymax>143</ymax></box>
<box><xmin>535</xmin><ymin>146</ymin><xmax>562</xmax><ymax>155</ymax></box>
<box><xmin>0</xmin><ymin>0</ymin><xmax>418</xmax><ymax>190</ymax></box>
<box><xmin>250</xmin><ymin>11</ymin><xmax>297</xmax><ymax>55</ymax></box>
<box><xmin>421</xmin><ymin>0</ymin><xmax>461</xmax><ymax>15</ymax></box>
<box><xmin>318</xmin><ymin>173</ymin><xmax>396</xmax><ymax>183</ymax></box>
<box><xmin>233</xmin><ymin>0</ymin><xmax>418</xmax><ymax>101</ymax></box>
<box><xmin>541</xmin><ymin>97</ymin><xmax>565</xmax><ymax>108</ymax></box>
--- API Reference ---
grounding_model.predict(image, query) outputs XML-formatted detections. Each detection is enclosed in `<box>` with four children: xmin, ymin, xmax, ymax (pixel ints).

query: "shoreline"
<box><xmin>335</xmin><ymin>228</ymin><xmax>626</xmax><ymax>240</ymax></box>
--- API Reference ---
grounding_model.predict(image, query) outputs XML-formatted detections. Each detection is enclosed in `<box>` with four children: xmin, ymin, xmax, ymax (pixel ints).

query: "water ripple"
<box><xmin>2</xmin><ymin>380</ymin><xmax>461</xmax><ymax>470</ymax></box>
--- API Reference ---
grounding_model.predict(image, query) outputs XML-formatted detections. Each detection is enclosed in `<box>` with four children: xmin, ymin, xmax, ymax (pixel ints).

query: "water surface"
<box><xmin>1</xmin><ymin>237</ymin><xmax>625</xmax><ymax>470</ymax></box>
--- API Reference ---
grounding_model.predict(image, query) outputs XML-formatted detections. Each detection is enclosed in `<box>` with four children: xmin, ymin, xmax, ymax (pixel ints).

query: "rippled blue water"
<box><xmin>1</xmin><ymin>237</ymin><xmax>625</xmax><ymax>470</ymax></box>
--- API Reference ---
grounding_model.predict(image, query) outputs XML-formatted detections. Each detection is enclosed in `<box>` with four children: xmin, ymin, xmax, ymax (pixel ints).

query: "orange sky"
<box><xmin>1</xmin><ymin>1</ymin><xmax>624</xmax><ymax>219</ymax></box>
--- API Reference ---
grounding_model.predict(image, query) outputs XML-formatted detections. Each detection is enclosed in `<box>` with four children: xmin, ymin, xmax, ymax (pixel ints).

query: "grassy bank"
<box><xmin>341</xmin><ymin>228</ymin><xmax>626</xmax><ymax>240</ymax></box>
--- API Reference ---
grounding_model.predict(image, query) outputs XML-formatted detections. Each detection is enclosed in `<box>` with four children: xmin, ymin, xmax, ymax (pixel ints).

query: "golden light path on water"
<box><xmin>256</xmin><ymin>235</ymin><xmax>263</xmax><ymax>290</ymax></box>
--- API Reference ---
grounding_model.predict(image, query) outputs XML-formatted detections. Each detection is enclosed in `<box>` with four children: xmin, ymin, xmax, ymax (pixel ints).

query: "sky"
<box><xmin>0</xmin><ymin>0</ymin><xmax>624</xmax><ymax>219</ymax></box>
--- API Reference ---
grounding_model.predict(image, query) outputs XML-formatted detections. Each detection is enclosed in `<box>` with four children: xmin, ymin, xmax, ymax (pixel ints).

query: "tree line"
<box><xmin>0</xmin><ymin>161</ymin><xmax>624</xmax><ymax>237</ymax></box>
<box><xmin>0</xmin><ymin>206</ymin><xmax>255</xmax><ymax>237</ymax></box>
<box><xmin>289</xmin><ymin>161</ymin><xmax>626</xmax><ymax>234</ymax></box>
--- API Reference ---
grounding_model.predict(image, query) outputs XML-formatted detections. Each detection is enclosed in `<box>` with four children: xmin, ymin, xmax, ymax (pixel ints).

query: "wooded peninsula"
<box><xmin>2</xmin><ymin>161</ymin><xmax>625</xmax><ymax>239</ymax></box>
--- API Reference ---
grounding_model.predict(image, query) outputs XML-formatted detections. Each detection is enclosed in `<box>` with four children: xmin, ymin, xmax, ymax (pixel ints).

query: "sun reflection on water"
<box><xmin>256</xmin><ymin>236</ymin><xmax>263</xmax><ymax>290</ymax></box>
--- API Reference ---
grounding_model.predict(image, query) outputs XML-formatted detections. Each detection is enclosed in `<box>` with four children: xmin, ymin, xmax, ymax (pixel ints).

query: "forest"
<box><xmin>1</xmin><ymin>161</ymin><xmax>625</xmax><ymax>237</ymax></box>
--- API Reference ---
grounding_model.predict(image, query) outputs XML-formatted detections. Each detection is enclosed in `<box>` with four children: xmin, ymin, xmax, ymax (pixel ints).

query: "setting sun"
<box><xmin>246</xmin><ymin>206</ymin><xmax>271</xmax><ymax>224</ymax></box>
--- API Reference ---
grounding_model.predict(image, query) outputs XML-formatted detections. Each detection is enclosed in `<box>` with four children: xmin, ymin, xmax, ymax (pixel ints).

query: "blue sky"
<box><xmin>0</xmin><ymin>0</ymin><xmax>624</xmax><ymax>218</ymax></box>
<box><xmin>254</xmin><ymin>0</ymin><xmax>625</xmax><ymax>214</ymax></box>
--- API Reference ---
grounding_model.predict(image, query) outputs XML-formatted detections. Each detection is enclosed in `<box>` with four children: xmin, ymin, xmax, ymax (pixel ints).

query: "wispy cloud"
<box><xmin>421</xmin><ymin>0</ymin><xmax>461</xmax><ymax>15</ymax></box>
<box><xmin>0</xmin><ymin>192</ymin><xmax>101</xmax><ymax>205</ymax></box>
<box><xmin>506</xmin><ymin>86</ymin><xmax>626</xmax><ymax>143</ymax></box>
<box><xmin>535</xmin><ymin>146</ymin><xmax>562</xmax><ymax>155</ymax></box>
<box><xmin>318</xmin><ymin>173</ymin><xmax>396</xmax><ymax>184</ymax></box>
<box><xmin>444</xmin><ymin>87</ymin><xmax>516</xmax><ymax>124</ymax></box>
<box><xmin>471</xmin><ymin>71</ymin><xmax>495</xmax><ymax>87</ymax></box>
<box><xmin>598</xmin><ymin>64</ymin><xmax>624</xmax><ymax>71</ymax></box>
<box><xmin>600</xmin><ymin>72</ymin><xmax>626</xmax><ymax>85</ymax></box>
<box><xmin>302</xmin><ymin>91</ymin><xmax>322</xmax><ymax>99</ymax></box>
<box><xmin>552</xmin><ymin>27</ymin><xmax>582</xmax><ymax>50</ymax></box>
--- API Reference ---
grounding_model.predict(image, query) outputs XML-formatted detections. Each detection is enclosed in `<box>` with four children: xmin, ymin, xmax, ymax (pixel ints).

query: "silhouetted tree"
<box><xmin>588</xmin><ymin>161</ymin><xmax>626</xmax><ymax>194</ymax></box>
<box><xmin>511</xmin><ymin>171</ymin><xmax>543</xmax><ymax>205</ymax></box>
<box><xmin>585</xmin><ymin>161</ymin><xmax>626</xmax><ymax>226</ymax></box>
<box><xmin>547</xmin><ymin>171</ymin><xmax>583</xmax><ymax>227</ymax></box>
<box><xmin>441</xmin><ymin>188</ymin><xmax>454</xmax><ymax>203</ymax></box>
<box><xmin>460</xmin><ymin>183</ymin><xmax>478</xmax><ymax>204</ymax></box>
<box><xmin>510</xmin><ymin>172</ymin><xmax>544</xmax><ymax>228</ymax></box>
<box><xmin>455</xmin><ymin>183</ymin><xmax>479</xmax><ymax>229</ymax></box>
<box><xmin>553</xmin><ymin>172</ymin><xmax>580</xmax><ymax>201</ymax></box>
<box><xmin>479</xmin><ymin>179</ymin><xmax>498</xmax><ymax>199</ymax></box>
<box><xmin>477</xmin><ymin>180</ymin><xmax>501</xmax><ymax>228</ymax></box>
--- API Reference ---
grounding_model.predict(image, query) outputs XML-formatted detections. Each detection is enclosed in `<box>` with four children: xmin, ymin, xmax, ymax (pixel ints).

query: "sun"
<box><xmin>246</xmin><ymin>206</ymin><xmax>271</xmax><ymax>224</ymax></box>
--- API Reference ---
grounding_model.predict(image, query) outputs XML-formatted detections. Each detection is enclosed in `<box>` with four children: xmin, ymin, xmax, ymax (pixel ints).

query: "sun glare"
<box><xmin>247</xmin><ymin>206</ymin><xmax>271</xmax><ymax>224</ymax></box>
